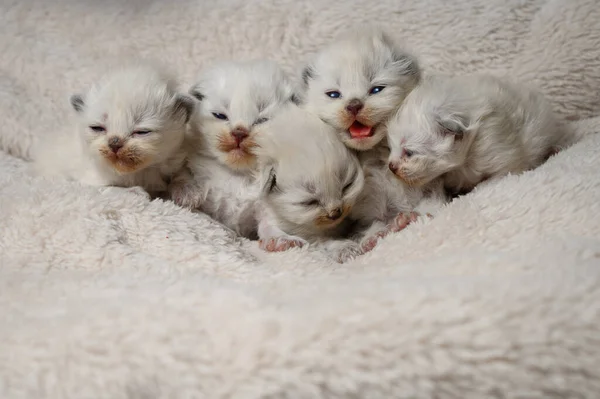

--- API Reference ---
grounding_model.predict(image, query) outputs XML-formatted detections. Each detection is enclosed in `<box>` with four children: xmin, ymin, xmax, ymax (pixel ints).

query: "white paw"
<box><xmin>258</xmin><ymin>236</ymin><xmax>308</xmax><ymax>252</ymax></box>
<box><xmin>334</xmin><ymin>242</ymin><xmax>364</xmax><ymax>263</ymax></box>
<box><xmin>389</xmin><ymin>211</ymin><xmax>421</xmax><ymax>232</ymax></box>
<box><xmin>168</xmin><ymin>182</ymin><xmax>203</xmax><ymax>209</ymax></box>
<box><xmin>360</xmin><ymin>229</ymin><xmax>390</xmax><ymax>253</ymax></box>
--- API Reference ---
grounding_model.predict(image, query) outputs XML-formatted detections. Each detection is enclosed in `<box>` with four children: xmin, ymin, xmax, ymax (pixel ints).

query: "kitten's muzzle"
<box><xmin>231</xmin><ymin>127</ymin><xmax>249</xmax><ymax>146</ymax></box>
<box><xmin>345</xmin><ymin>99</ymin><xmax>364</xmax><ymax>116</ymax></box>
<box><xmin>388</xmin><ymin>161</ymin><xmax>399</xmax><ymax>174</ymax></box>
<box><xmin>326</xmin><ymin>207</ymin><xmax>343</xmax><ymax>220</ymax></box>
<box><xmin>108</xmin><ymin>136</ymin><xmax>124</xmax><ymax>153</ymax></box>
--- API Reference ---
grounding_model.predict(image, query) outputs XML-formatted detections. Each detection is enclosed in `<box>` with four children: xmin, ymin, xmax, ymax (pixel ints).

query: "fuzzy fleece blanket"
<box><xmin>1</xmin><ymin>0</ymin><xmax>600</xmax><ymax>397</ymax></box>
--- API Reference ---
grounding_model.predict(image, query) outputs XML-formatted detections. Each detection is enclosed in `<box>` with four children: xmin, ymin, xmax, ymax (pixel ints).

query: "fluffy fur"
<box><xmin>301</xmin><ymin>27</ymin><xmax>420</xmax><ymax>151</ymax></box>
<box><xmin>169</xmin><ymin>60</ymin><xmax>295</xmax><ymax>238</ymax></box>
<box><xmin>256</xmin><ymin>104</ymin><xmax>365</xmax><ymax>261</ymax></box>
<box><xmin>387</xmin><ymin>74</ymin><xmax>572</xmax><ymax>194</ymax></box>
<box><xmin>32</xmin><ymin>65</ymin><xmax>195</xmax><ymax>196</ymax></box>
<box><xmin>348</xmin><ymin>144</ymin><xmax>448</xmax><ymax>251</ymax></box>
<box><xmin>3</xmin><ymin>0</ymin><xmax>600</xmax><ymax>397</ymax></box>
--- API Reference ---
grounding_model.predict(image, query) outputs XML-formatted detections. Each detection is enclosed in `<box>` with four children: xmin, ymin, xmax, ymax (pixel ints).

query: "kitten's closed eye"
<box><xmin>254</xmin><ymin>117</ymin><xmax>269</xmax><ymax>125</ymax></box>
<box><xmin>212</xmin><ymin>112</ymin><xmax>228</xmax><ymax>121</ymax></box>
<box><xmin>342</xmin><ymin>181</ymin><xmax>353</xmax><ymax>193</ymax></box>
<box><xmin>90</xmin><ymin>125</ymin><xmax>106</xmax><ymax>133</ymax></box>
<box><xmin>133</xmin><ymin>130</ymin><xmax>152</xmax><ymax>136</ymax></box>
<box><xmin>301</xmin><ymin>199</ymin><xmax>319</xmax><ymax>207</ymax></box>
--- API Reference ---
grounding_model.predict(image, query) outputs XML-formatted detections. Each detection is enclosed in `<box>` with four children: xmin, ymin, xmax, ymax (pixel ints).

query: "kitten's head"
<box><xmin>189</xmin><ymin>60</ymin><xmax>296</xmax><ymax>171</ymax></box>
<box><xmin>301</xmin><ymin>28</ymin><xmax>420</xmax><ymax>151</ymax></box>
<box><xmin>386</xmin><ymin>82</ymin><xmax>474</xmax><ymax>187</ymax></box>
<box><xmin>71</xmin><ymin>65</ymin><xmax>193</xmax><ymax>175</ymax></box>
<box><xmin>257</xmin><ymin>106</ymin><xmax>364</xmax><ymax>235</ymax></box>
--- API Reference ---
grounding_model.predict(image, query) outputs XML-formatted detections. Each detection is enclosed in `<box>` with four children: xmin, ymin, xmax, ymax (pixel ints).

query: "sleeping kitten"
<box><xmin>33</xmin><ymin>64</ymin><xmax>195</xmax><ymax>197</ymax></box>
<box><xmin>168</xmin><ymin>59</ymin><xmax>296</xmax><ymax>239</ymax></box>
<box><xmin>387</xmin><ymin>74</ymin><xmax>571</xmax><ymax>195</ymax></box>
<box><xmin>350</xmin><ymin>145</ymin><xmax>448</xmax><ymax>252</ymax></box>
<box><xmin>256</xmin><ymin>105</ymin><xmax>365</xmax><ymax>263</ymax></box>
<box><xmin>300</xmin><ymin>27</ymin><xmax>420</xmax><ymax>151</ymax></box>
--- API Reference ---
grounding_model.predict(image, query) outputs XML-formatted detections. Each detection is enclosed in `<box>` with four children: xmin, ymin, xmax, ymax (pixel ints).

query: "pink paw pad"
<box><xmin>361</xmin><ymin>230</ymin><xmax>389</xmax><ymax>253</ymax></box>
<box><xmin>259</xmin><ymin>237</ymin><xmax>305</xmax><ymax>252</ymax></box>
<box><xmin>390</xmin><ymin>211</ymin><xmax>420</xmax><ymax>232</ymax></box>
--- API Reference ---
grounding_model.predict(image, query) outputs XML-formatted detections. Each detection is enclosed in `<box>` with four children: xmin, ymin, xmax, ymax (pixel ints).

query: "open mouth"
<box><xmin>348</xmin><ymin>121</ymin><xmax>374</xmax><ymax>139</ymax></box>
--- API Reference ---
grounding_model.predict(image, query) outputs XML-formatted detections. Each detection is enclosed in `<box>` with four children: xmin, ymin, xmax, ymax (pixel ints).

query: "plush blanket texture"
<box><xmin>1</xmin><ymin>0</ymin><xmax>600</xmax><ymax>398</ymax></box>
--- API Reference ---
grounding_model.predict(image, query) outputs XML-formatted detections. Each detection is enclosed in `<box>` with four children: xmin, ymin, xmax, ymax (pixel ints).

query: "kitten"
<box><xmin>298</xmin><ymin>27</ymin><xmax>428</xmax><ymax>251</ymax></box>
<box><xmin>168</xmin><ymin>60</ymin><xmax>295</xmax><ymax>239</ymax></box>
<box><xmin>350</xmin><ymin>144</ymin><xmax>448</xmax><ymax>252</ymax></box>
<box><xmin>33</xmin><ymin>64</ymin><xmax>195</xmax><ymax>197</ymax></box>
<box><xmin>300</xmin><ymin>27</ymin><xmax>420</xmax><ymax>151</ymax></box>
<box><xmin>256</xmin><ymin>105</ymin><xmax>366</xmax><ymax>263</ymax></box>
<box><xmin>387</xmin><ymin>74</ymin><xmax>571</xmax><ymax>195</ymax></box>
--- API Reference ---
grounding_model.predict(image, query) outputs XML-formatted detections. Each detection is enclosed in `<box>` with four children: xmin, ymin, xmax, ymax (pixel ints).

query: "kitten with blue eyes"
<box><xmin>386</xmin><ymin>74</ymin><xmax>571</xmax><ymax>195</ymax></box>
<box><xmin>300</xmin><ymin>27</ymin><xmax>420</xmax><ymax>152</ymax></box>
<box><xmin>255</xmin><ymin>104</ymin><xmax>366</xmax><ymax>263</ymax></box>
<box><xmin>168</xmin><ymin>59</ymin><xmax>296</xmax><ymax>239</ymax></box>
<box><xmin>32</xmin><ymin>64</ymin><xmax>195</xmax><ymax>196</ymax></box>
<box><xmin>296</xmin><ymin>27</ymin><xmax>433</xmax><ymax>251</ymax></box>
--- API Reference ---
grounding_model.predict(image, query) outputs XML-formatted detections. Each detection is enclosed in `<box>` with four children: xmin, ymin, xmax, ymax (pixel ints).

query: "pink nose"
<box><xmin>231</xmin><ymin>127</ymin><xmax>249</xmax><ymax>144</ymax></box>
<box><xmin>108</xmin><ymin>137</ymin><xmax>123</xmax><ymax>153</ymax></box>
<box><xmin>388</xmin><ymin>162</ymin><xmax>399</xmax><ymax>173</ymax></box>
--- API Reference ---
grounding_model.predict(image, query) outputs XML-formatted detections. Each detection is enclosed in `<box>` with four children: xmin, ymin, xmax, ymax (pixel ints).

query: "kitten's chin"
<box><xmin>392</xmin><ymin>170</ymin><xmax>428</xmax><ymax>188</ymax></box>
<box><xmin>223</xmin><ymin>149</ymin><xmax>256</xmax><ymax>171</ymax></box>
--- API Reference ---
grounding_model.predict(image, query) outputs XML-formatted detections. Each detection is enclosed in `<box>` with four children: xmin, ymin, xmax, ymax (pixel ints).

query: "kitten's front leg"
<box><xmin>167</xmin><ymin>167</ymin><xmax>204</xmax><ymax>209</ymax></box>
<box><xmin>257</xmin><ymin>211</ymin><xmax>308</xmax><ymax>252</ymax></box>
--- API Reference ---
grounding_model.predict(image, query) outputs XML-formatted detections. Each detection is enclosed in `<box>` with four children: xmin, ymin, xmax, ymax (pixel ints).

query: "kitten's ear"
<box><xmin>391</xmin><ymin>52</ymin><xmax>420</xmax><ymax>77</ymax></box>
<box><xmin>379</xmin><ymin>31</ymin><xmax>420</xmax><ymax>77</ymax></box>
<box><xmin>259</xmin><ymin>166</ymin><xmax>277</xmax><ymax>197</ymax></box>
<box><xmin>438</xmin><ymin>115</ymin><xmax>469</xmax><ymax>140</ymax></box>
<box><xmin>70</xmin><ymin>94</ymin><xmax>85</xmax><ymax>113</ymax></box>
<box><xmin>173</xmin><ymin>94</ymin><xmax>195</xmax><ymax>123</ymax></box>
<box><xmin>290</xmin><ymin>93</ymin><xmax>301</xmax><ymax>105</ymax></box>
<box><xmin>301</xmin><ymin>65</ymin><xmax>315</xmax><ymax>87</ymax></box>
<box><xmin>188</xmin><ymin>84</ymin><xmax>205</xmax><ymax>102</ymax></box>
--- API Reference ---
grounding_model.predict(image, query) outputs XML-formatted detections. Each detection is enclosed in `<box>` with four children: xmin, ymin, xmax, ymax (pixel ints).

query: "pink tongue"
<box><xmin>349</xmin><ymin>122</ymin><xmax>373</xmax><ymax>138</ymax></box>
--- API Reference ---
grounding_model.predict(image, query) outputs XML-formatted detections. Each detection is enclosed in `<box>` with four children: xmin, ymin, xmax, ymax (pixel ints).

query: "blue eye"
<box><xmin>133</xmin><ymin>130</ymin><xmax>152</xmax><ymax>135</ymax></box>
<box><xmin>369</xmin><ymin>86</ymin><xmax>385</xmax><ymax>95</ymax></box>
<box><xmin>326</xmin><ymin>91</ymin><xmax>341</xmax><ymax>99</ymax></box>
<box><xmin>212</xmin><ymin>112</ymin><xmax>228</xmax><ymax>120</ymax></box>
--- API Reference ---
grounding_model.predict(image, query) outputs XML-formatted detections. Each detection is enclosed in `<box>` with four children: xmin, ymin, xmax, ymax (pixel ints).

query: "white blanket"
<box><xmin>1</xmin><ymin>0</ymin><xmax>600</xmax><ymax>397</ymax></box>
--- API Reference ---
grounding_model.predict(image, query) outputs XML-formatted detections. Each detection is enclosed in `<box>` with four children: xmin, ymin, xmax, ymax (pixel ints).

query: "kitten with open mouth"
<box><xmin>299</xmin><ymin>26</ymin><xmax>420</xmax><ymax>152</ymax></box>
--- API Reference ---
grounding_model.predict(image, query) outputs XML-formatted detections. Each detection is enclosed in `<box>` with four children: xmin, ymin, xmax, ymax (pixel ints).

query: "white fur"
<box><xmin>32</xmin><ymin>64</ymin><xmax>194</xmax><ymax>196</ymax></box>
<box><xmin>169</xmin><ymin>60</ymin><xmax>295</xmax><ymax>238</ymax></box>
<box><xmin>300</xmin><ymin>27</ymin><xmax>421</xmax><ymax>151</ymax></box>
<box><xmin>255</xmin><ymin>104</ymin><xmax>366</xmax><ymax>261</ymax></box>
<box><xmin>387</xmin><ymin>74</ymin><xmax>572</xmax><ymax>194</ymax></box>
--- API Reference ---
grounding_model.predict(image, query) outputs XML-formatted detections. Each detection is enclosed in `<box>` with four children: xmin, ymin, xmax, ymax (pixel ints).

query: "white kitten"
<box><xmin>300</xmin><ymin>27</ymin><xmax>420</xmax><ymax>151</ymax></box>
<box><xmin>349</xmin><ymin>144</ymin><xmax>448</xmax><ymax>252</ymax></box>
<box><xmin>33</xmin><ymin>64</ymin><xmax>195</xmax><ymax>197</ymax></box>
<box><xmin>169</xmin><ymin>60</ymin><xmax>295</xmax><ymax>239</ymax></box>
<box><xmin>387</xmin><ymin>74</ymin><xmax>571</xmax><ymax>194</ymax></box>
<box><xmin>256</xmin><ymin>105</ymin><xmax>366</xmax><ymax>262</ymax></box>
